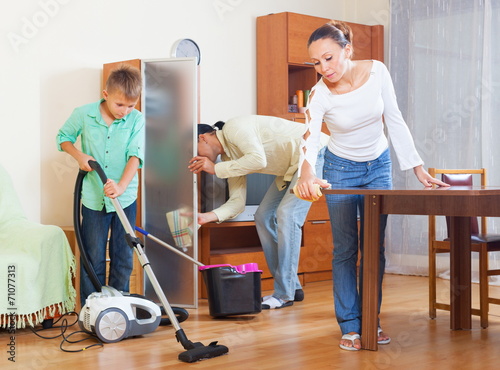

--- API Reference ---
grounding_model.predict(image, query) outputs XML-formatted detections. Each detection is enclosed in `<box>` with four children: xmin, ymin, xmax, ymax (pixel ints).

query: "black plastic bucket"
<box><xmin>200</xmin><ymin>263</ymin><xmax>262</xmax><ymax>317</ymax></box>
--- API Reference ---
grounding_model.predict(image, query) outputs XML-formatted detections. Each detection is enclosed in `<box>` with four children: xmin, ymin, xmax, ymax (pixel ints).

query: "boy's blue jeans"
<box><xmin>255</xmin><ymin>147</ymin><xmax>326</xmax><ymax>302</ymax></box>
<box><xmin>324</xmin><ymin>148</ymin><xmax>392</xmax><ymax>335</ymax></box>
<box><xmin>80</xmin><ymin>201</ymin><xmax>137</xmax><ymax>305</ymax></box>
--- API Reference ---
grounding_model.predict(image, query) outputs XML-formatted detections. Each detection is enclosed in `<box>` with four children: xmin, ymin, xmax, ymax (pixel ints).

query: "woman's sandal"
<box><xmin>339</xmin><ymin>329</ymin><xmax>389</xmax><ymax>351</ymax></box>
<box><xmin>378</xmin><ymin>327</ymin><xmax>391</xmax><ymax>345</ymax></box>
<box><xmin>339</xmin><ymin>333</ymin><xmax>361</xmax><ymax>351</ymax></box>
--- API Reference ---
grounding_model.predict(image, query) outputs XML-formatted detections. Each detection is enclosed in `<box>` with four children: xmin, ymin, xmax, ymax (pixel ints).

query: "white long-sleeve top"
<box><xmin>301</xmin><ymin>60</ymin><xmax>423</xmax><ymax>172</ymax></box>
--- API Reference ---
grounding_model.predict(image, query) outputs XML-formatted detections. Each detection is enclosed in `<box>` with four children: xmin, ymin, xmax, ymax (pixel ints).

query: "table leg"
<box><xmin>361</xmin><ymin>195</ymin><xmax>381</xmax><ymax>350</ymax></box>
<box><xmin>449</xmin><ymin>216</ymin><xmax>472</xmax><ymax>330</ymax></box>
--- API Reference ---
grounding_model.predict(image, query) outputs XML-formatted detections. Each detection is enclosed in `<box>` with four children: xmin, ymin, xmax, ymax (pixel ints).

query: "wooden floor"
<box><xmin>3</xmin><ymin>274</ymin><xmax>500</xmax><ymax>369</ymax></box>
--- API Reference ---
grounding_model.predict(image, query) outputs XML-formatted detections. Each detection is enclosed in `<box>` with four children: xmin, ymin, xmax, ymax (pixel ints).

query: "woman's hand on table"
<box><xmin>414</xmin><ymin>165</ymin><xmax>450</xmax><ymax>187</ymax></box>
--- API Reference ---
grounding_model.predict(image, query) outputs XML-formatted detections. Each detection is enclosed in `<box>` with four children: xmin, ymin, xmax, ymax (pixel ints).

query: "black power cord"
<box><xmin>29</xmin><ymin>312</ymin><xmax>103</xmax><ymax>353</ymax></box>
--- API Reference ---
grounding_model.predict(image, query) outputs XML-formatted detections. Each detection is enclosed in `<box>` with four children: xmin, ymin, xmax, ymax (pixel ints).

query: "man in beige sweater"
<box><xmin>189</xmin><ymin>115</ymin><xmax>327</xmax><ymax>309</ymax></box>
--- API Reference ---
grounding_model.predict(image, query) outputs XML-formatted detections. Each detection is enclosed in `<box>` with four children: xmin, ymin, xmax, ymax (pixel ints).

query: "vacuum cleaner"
<box><xmin>73</xmin><ymin>163</ymin><xmax>186</xmax><ymax>340</ymax></box>
<box><xmin>74</xmin><ymin>160</ymin><xmax>228</xmax><ymax>362</ymax></box>
<box><xmin>78</xmin><ymin>285</ymin><xmax>161</xmax><ymax>343</ymax></box>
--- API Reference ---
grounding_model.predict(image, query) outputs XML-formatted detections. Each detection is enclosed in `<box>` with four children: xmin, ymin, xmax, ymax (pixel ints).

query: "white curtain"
<box><xmin>386</xmin><ymin>0</ymin><xmax>500</xmax><ymax>281</ymax></box>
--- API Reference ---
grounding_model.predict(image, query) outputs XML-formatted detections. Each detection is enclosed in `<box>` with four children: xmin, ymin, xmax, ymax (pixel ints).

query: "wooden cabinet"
<box><xmin>299</xmin><ymin>199</ymin><xmax>334</xmax><ymax>282</ymax></box>
<box><xmin>257</xmin><ymin>12</ymin><xmax>384</xmax><ymax>121</ymax></box>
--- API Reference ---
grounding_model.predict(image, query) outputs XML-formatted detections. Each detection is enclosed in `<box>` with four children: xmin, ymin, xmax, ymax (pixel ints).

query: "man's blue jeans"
<box><xmin>80</xmin><ymin>201</ymin><xmax>137</xmax><ymax>305</ymax></box>
<box><xmin>255</xmin><ymin>147</ymin><xmax>326</xmax><ymax>301</ymax></box>
<box><xmin>323</xmin><ymin>148</ymin><xmax>392</xmax><ymax>335</ymax></box>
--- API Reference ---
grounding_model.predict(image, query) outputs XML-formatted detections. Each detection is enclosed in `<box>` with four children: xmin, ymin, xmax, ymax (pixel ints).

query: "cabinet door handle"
<box><xmin>304</xmin><ymin>62</ymin><xmax>315</xmax><ymax>66</ymax></box>
<box><xmin>311</xmin><ymin>220</ymin><xmax>327</xmax><ymax>224</ymax></box>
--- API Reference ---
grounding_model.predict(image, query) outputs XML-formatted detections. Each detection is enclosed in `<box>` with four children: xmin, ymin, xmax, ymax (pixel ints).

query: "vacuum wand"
<box><xmin>135</xmin><ymin>226</ymin><xmax>204</xmax><ymax>267</ymax></box>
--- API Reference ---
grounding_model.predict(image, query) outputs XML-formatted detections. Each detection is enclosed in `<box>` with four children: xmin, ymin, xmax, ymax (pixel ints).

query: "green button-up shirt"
<box><xmin>56</xmin><ymin>99</ymin><xmax>145</xmax><ymax>212</ymax></box>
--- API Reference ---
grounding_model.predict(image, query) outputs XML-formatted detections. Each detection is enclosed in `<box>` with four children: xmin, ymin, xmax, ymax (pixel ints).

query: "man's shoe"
<box><xmin>294</xmin><ymin>289</ymin><xmax>304</xmax><ymax>301</ymax></box>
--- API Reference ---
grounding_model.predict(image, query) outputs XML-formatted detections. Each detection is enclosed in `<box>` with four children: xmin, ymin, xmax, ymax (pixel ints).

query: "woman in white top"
<box><xmin>295</xmin><ymin>21</ymin><xmax>448</xmax><ymax>351</ymax></box>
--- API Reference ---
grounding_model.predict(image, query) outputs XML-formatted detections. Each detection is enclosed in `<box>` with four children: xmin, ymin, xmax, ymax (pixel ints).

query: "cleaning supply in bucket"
<box><xmin>166</xmin><ymin>206</ymin><xmax>193</xmax><ymax>252</ymax></box>
<box><xmin>199</xmin><ymin>263</ymin><xmax>262</xmax><ymax>317</ymax></box>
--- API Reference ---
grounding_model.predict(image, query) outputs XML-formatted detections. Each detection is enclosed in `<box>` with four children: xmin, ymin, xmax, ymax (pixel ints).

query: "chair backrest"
<box><xmin>441</xmin><ymin>173</ymin><xmax>479</xmax><ymax>235</ymax></box>
<box><xmin>428</xmin><ymin>168</ymin><xmax>487</xmax><ymax>242</ymax></box>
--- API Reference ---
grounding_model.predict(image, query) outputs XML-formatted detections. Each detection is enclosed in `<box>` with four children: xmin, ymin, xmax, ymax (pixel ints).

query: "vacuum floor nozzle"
<box><xmin>178</xmin><ymin>342</ymin><xmax>229</xmax><ymax>363</ymax></box>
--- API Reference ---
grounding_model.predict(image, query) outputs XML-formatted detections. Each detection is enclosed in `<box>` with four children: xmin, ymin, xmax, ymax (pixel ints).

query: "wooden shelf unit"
<box><xmin>257</xmin><ymin>12</ymin><xmax>384</xmax><ymax>119</ymax></box>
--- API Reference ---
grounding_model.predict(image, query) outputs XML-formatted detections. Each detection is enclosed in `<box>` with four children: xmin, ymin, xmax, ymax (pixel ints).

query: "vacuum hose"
<box><xmin>73</xmin><ymin>169</ymin><xmax>103</xmax><ymax>292</ymax></box>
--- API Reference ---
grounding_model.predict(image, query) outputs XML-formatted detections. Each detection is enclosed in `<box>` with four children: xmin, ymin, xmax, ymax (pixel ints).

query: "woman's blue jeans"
<box><xmin>255</xmin><ymin>147</ymin><xmax>326</xmax><ymax>301</ymax></box>
<box><xmin>80</xmin><ymin>201</ymin><xmax>137</xmax><ymax>305</ymax></box>
<box><xmin>324</xmin><ymin>149</ymin><xmax>392</xmax><ymax>335</ymax></box>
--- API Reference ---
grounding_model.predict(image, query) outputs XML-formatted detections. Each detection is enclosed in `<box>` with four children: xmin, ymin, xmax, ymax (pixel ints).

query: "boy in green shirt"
<box><xmin>56</xmin><ymin>65</ymin><xmax>145</xmax><ymax>304</ymax></box>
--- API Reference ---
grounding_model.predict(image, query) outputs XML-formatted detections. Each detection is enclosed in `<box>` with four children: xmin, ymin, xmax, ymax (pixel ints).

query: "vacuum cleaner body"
<box><xmin>79</xmin><ymin>286</ymin><xmax>161</xmax><ymax>343</ymax></box>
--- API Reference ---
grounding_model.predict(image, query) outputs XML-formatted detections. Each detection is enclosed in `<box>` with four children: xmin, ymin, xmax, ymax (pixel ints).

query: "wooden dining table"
<box><xmin>322</xmin><ymin>186</ymin><xmax>500</xmax><ymax>351</ymax></box>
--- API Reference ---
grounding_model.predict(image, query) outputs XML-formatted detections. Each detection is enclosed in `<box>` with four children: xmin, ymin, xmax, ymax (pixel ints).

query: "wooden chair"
<box><xmin>428</xmin><ymin>168</ymin><xmax>500</xmax><ymax>328</ymax></box>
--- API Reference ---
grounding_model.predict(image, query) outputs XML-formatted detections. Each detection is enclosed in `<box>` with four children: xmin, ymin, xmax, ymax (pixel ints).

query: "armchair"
<box><xmin>0</xmin><ymin>163</ymin><xmax>76</xmax><ymax>328</ymax></box>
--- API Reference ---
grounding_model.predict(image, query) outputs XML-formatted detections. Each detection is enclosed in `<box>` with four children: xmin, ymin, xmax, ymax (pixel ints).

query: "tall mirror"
<box><xmin>141</xmin><ymin>58</ymin><xmax>198</xmax><ymax>307</ymax></box>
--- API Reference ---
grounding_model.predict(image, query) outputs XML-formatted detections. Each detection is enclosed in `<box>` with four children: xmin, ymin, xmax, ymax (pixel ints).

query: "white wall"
<box><xmin>344</xmin><ymin>0</ymin><xmax>391</xmax><ymax>62</ymax></box>
<box><xmin>0</xmin><ymin>0</ymin><xmax>389</xmax><ymax>226</ymax></box>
